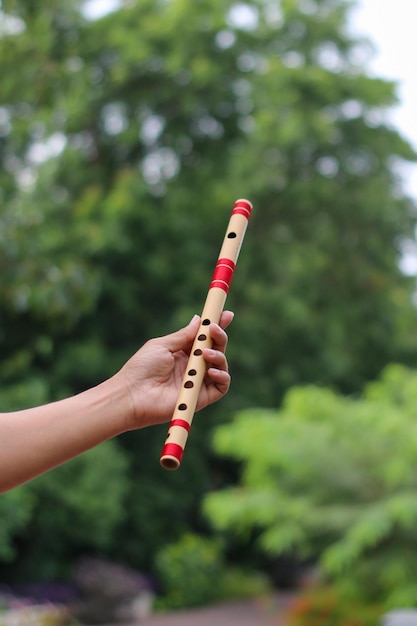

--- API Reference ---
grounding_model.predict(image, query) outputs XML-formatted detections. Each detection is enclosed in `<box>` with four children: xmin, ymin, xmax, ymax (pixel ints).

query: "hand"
<box><xmin>117</xmin><ymin>312</ymin><xmax>234</xmax><ymax>430</ymax></box>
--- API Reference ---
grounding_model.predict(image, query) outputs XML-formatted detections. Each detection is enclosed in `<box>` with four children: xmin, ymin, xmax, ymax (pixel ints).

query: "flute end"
<box><xmin>160</xmin><ymin>442</ymin><xmax>184</xmax><ymax>470</ymax></box>
<box><xmin>233</xmin><ymin>199</ymin><xmax>253</xmax><ymax>218</ymax></box>
<box><xmin>160</xmin><ymin>455</ymin><xmax>181</xmax><ymax>470</ymax></box>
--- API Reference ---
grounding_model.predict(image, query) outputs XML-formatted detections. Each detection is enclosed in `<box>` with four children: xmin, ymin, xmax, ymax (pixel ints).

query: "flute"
<box><xmin>160</xmin><ymin>198</ymin><xmax>252</xmax><ymax>470</ymax></box>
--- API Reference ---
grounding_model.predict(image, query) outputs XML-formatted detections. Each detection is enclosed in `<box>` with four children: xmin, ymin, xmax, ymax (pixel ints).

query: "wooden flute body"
<box><xmin>160</xmin><ymin>199</ymin><xmax>252</xmax><ymax>470</ymax></box>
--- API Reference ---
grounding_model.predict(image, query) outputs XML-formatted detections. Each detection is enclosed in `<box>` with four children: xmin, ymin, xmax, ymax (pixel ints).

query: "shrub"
<box><xmin>154</xmin><ymin>533</ymin><xmax>270</xmax><ymax>609</ymax></box>
<box><xmin>204</xmin><ymin>365</ymin><xmax>417</xmax><ymax>608</ymax></box>
<box><xmin>0</xmin><ymin>595</ymin><xmax>73</xmax><ymax>626</ymax></box>
<box><xmin>286</xmin><ymin>587</ymin><xmax>381</xmax><ymax>626</ymax></box>
<box><xmin>219</xmin><ymin>566</ymin><xmax>270</xmax><ymax>602</ymax></box>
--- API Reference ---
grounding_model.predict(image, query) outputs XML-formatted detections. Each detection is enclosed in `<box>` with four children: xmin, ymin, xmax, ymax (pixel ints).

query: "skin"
<box><xmin>0</xmin><ymin>312</ymin><xmax>233</xmax><ymax>493</ymax></box>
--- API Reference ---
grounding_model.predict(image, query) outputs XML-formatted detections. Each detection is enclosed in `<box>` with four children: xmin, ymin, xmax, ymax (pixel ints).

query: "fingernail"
<box><xmin>190</xmin><ymin>314</ymin><xmax>199</xmax><ymax>324</ymax></box>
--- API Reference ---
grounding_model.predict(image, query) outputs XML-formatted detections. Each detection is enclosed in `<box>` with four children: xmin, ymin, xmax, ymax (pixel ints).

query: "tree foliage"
<box><xmin>205</xmin><ymin>365</ymin><xmax>417</xmax><ymax>608</ymax></box>
<box><xmin>1</xmin><ymin>441</ymin><xmax>129</xmax><ymax>582</ymax></box>
<box><xmin>1</xmin><ymin>0</ymin><xmax>417</xmax><ymax>579</ymax></box>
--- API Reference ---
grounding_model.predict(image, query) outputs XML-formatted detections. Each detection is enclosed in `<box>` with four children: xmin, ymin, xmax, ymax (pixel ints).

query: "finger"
<box><xmin>206</xmin><ymin>367</ymin><xmax>231</xmax><ymax>393</ymax></box>
<box><xmin>159</xmin><ymin>315</ymin><xmax>201</xmax><ymax>354</ymax></box>
<box><xmin>219</xmin><ymin>310</ymin><xmax>234</xmax><ymax>330</ymax></box>
<box><xmin>202</xmin><ymin>348</ymin><xmax>228</xmax><ymax>373</ymax></box>
<box><xmin>158</xmin><ymin>311</ymin><xmax>232</xmax><ymax>356</ymax></box>
<box><xmin>209</xmin><ymin>323</ymin><xmax>228</xmax><ymax>353</ymax></box>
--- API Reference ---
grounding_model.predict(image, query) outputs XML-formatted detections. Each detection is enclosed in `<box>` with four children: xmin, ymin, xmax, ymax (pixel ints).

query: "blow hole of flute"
<box><xmin>227</xmin><ymin>232</ymin><xmax>237</xmax><ymax>238</ymax></box>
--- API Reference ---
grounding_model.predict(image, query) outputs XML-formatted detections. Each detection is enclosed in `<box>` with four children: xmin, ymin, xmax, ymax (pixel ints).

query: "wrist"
<box><xmin>81</xmin><ymin>374</ymin><xmax>132</xmax><ymax>437</ymax></box>
<box><xmin>108</xmin><ymin>370</ymin><xmax>142</xmax><ymax>432</ymax></box>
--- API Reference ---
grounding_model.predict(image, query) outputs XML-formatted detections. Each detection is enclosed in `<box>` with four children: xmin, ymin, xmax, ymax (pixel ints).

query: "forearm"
<box><xmin>0</xmin><ymin>376</ymin><xmax>130</xmax><ymax>493</ymax></box>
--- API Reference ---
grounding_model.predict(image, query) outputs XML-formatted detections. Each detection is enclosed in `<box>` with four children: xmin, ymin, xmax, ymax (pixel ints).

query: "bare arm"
<box><xmin>0</xmin><ymin>313</ymin><xmax>233</xmax><ymax>493</ymax></box>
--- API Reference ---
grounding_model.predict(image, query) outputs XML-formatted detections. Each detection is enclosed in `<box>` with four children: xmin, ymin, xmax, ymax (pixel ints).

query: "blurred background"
<box><xmin>1</xmin><ymin>0</ymin><xmax>417</xmax><ymax>624</ymax></box>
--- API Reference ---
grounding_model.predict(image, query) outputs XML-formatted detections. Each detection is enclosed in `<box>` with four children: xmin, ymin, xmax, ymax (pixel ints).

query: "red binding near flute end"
<box><xmin>160</xmin><ymin>443</ymin><xmax>184</xmax><ymax>469</ymax></box>
<box><xmin>232</xmin><ymin>199</ymin><xmax>252</xmax><ymax>219</ymax></box>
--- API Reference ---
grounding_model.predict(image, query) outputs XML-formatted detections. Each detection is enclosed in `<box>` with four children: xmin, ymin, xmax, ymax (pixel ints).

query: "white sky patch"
<box><xmin>0</xmin><ymin>11</ymin><xmax>25</xmax><ymax>36</ymax></box>
<box><xmin>227</xmin><ymin>3</ymin><xmax>259</xmax><ymax>30</ymax></box>
<box><xmin>350</xmin><ymin>0</ymin><xmax>417</xmax><ymax>201</ymax></box>
<box><xmin>349</xmin><ymin>0</ymin><xmax>417</xmax><ymax>275</ymax></box>
<box><xmin>142</xmin><ymin>148</ymin><xmax>179</xmax><ymax>186</ymax></box>
<box><xmin>141</xmin><ymin>115</ymin><xmax>165</xmax><ymax>146</ymax></box>
<box><xmin>82</xmin><ymin>0</ymin><xmax>122</xmax><ymax>20</ymax></box>
<box><xmin>27</xmin><ymin>133</ymin><xmax>67</xmax><ymax>165</ymax></box>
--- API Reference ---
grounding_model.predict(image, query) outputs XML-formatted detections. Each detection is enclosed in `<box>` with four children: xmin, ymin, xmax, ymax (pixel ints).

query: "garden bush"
<box><xmin>205</xmin><ymin>365</ymin><xmax>417</xmax><ymax>608</ymax></box>
<box><xmin>286</xmin><ymin>586</ymin><xmax>382</xmax><ymax>626</ymax></box>
<box><xmin>154</xmin><ymin>533</ymin><xmax>269</xmax><ymax>609</ymax></box>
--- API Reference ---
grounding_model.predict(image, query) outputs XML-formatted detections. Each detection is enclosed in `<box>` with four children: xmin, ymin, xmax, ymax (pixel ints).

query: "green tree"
<box><xmin>0</xmin><ymin>488</ymin><xmax>34</xmax><ymax>562</ymax></box>
<box><xmin>205</xmin><ymin>364</ymin><xmax>417</xmax><ymax>608</ymax></box>
<box><xmin>1</xmin><ymin>0</ymin><xmax>417</xmax><ymax>579</ymax></box>
<box><xmin>2</xmin><ymin>441</ymin><xmax>130</xmax><ymax>582</ymax></box>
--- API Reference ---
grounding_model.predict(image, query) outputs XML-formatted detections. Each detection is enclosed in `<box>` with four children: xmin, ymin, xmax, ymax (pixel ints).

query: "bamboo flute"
<box><xmin>160</xmin><ymin>198</ymin><xmax>252</xmax><ymax>470</ymax></box>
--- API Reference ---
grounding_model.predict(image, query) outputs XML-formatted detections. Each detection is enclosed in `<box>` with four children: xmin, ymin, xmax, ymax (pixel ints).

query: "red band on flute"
<box><xmin>232</xmin><ymin>200</ymin><xmax>252</xmax><ymax>219</ymax></box>
<box><xmin>209</xmin><ymin>258</ymin><xmax>236</xmax><ymax>293</ymax></box>
<box><xmin>161</xmin><ymin>443</ymin><xmax>184</xmax><ymax>463</ymax></box>
<box><xmin>170</xmin><ymin>419</ymin><xmax>191</xmax><ymax>432</ymax></box>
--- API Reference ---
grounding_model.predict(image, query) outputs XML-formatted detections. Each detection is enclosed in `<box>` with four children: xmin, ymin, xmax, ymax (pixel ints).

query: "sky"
<box><xmin>350</xmin><ymin>0</ymin><xmax>417</xmax><ymax>200</ymax></box>
<box><xmin>350</xmin><ymin>0</ymin><xmax>417</xmax><ymax>273</ymax></box>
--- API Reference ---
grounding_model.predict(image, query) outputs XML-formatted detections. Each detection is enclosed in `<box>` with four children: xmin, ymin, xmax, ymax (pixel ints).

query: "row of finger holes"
<box><xmin>178</xmin><ymin>318</ymin><xmax>211</xmax><ymax>411</ymax></box>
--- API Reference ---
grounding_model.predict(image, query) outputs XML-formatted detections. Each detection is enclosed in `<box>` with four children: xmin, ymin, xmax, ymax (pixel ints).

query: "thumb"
<box><xmin>160</xmin><ymin>315</ymin><xmax>200</xmax><ymax>354</ymax></box>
